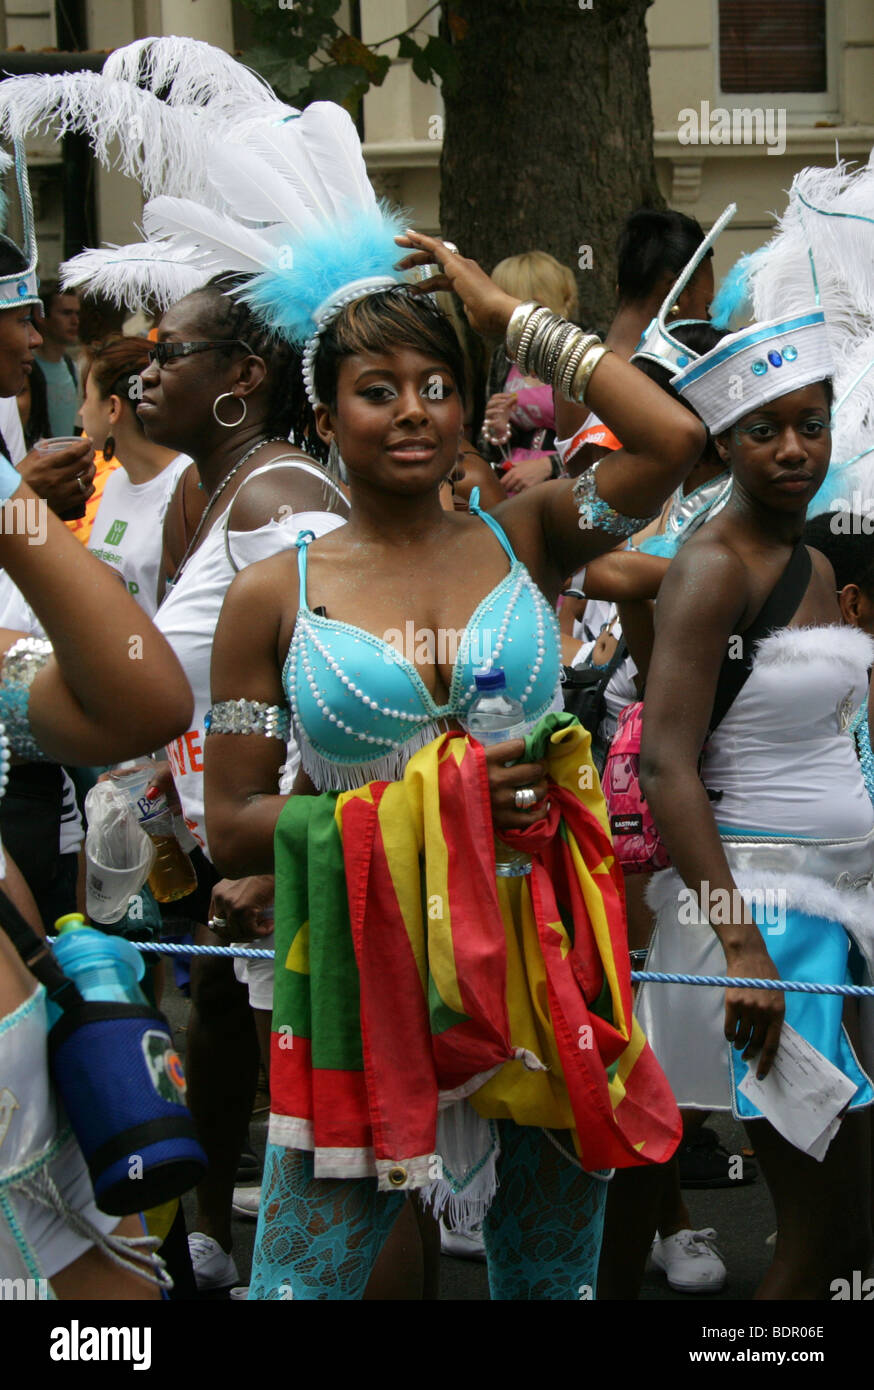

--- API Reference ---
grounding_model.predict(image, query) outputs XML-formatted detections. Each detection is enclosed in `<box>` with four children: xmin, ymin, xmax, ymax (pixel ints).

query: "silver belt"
<box><xmin>720</xmin><ymin>826</ymin><xmax>874</xmax><ymax>891</ymax></box>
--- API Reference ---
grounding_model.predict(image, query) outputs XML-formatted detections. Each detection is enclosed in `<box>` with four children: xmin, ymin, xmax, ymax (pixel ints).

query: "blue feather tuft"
<box><xmin>238</xmin><ymin>202</ymin><xmax>408</xmax><ymax>345</ymax></box>
<box><xmin>710</xmin><ymin>255</ymin><xmax>754</xmax><ymax>330</ymax></box>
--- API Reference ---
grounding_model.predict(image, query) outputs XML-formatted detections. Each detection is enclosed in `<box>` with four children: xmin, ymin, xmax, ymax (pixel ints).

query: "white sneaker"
<box><xmin>439</xmin><ymin>1219</ymin><xmax>487</xmax><ymax>1262</ymax></box>
<box><xmin>188</xmin><ymin>1232</ymin><xmax>239</xmax><ymax>1291</ymax></box>
<box><xmin>229</xmin><ymin>1286</ymin><xmax>250</xmax><ymax>1301</ymax></box>
<box><xmin>651</xmin><ymin>1227</ymin><xmax>726</xmax><ymax>1293</ymax></box>
<box><xmin>232</xmin><ymin>1186</ymin><xmax>261</xmax><ymax>1221</ymax></box>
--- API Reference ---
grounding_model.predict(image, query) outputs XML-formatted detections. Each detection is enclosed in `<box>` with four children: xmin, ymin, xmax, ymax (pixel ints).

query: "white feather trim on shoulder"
<box><xmin>645</xmin><ymin>865</ymin><xmax>874</xmax><ymax>951</ymax></box>
<box><xmin>750</xmin><ymin>623</ymin><xmax>874</xmax><ymax>670</ymax></box>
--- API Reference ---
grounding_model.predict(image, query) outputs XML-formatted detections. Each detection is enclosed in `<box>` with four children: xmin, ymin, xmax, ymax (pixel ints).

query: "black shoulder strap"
<box><xmin>708</xmin><ymin>541</ymin><xmax>812</xmax><ymax>736</ymax></box>
<box><xmin>0</xmin><ymin>886</ymin><xmax>84</xmax><ymax>1013</ymax></box>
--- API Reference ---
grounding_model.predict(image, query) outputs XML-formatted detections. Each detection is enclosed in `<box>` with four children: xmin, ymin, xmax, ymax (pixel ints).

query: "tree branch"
<box><xmin>370</xmin><ymin>1</ymin><xmax>442</xmax><ymax>51</ymax></box>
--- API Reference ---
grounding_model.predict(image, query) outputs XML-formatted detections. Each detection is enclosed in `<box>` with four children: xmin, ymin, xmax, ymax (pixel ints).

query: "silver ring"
<box><xmin>442</xmin><ymin>241</ymin><xmax>459</xmax><ymax>255</ymax></box>
<box><xmin>514</xmin><ymin>787</ymin><xmax>538</xmax><ymax>811</ymax></box>
<box><xmin>76</xmin><ymin>474</ymin><xmax>88</xmax><ymax>493</ymax></box>
<box><xmin>208</xmin><ymin>916</ymin><xmax>227</xmax><ymax>932</ymax></box>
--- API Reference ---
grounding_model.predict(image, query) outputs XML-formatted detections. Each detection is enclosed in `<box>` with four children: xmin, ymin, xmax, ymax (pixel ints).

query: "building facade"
<box><xmin>1</xmin><ymin>0</ymin><xmax>871</xmax><ymax>284</ymax></box>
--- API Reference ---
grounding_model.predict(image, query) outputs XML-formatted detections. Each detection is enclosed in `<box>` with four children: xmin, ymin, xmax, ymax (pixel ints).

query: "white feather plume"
<box><xmin>142</xmin><ymin>197</ymin><xmax>279</xmax><ymax>277</ymax></box>
<box><xmin>0</xmin><ymin>73</ymin><xmax>218</xmax><ymax>202</ymax></box>
<box><xmin>60</xmin><ymin>240</ymin><xmax>207</xmax><ymax>312</ymax></box>
<box><xmin>242</xmin><ymin>104</ymin><xmax>376</xmax><ymax>223</ymax></box>
<box><xmin>205</xmin><ymin>144</ymin><xmax>316</xmax><ymax>236</ymax></box>
<box><xmin>102</xmin><ymin>36</ymin><xmax>278</xmax><ymax>119</ymax></box>
<box><xmin>744</xmin><ymin>155</ymin><xmax>874</xmax><ymax>508</ymax></box>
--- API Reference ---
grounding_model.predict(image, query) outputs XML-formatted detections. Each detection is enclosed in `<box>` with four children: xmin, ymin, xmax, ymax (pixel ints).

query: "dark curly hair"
<box><xmin>192</xmin><ymin>274</ymin><xmax>316</xmax><ymax>448</ymax></box>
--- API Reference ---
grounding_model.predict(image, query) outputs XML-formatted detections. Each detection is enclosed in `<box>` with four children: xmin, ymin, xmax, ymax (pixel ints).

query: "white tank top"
<box><xmin>154</xmin><ymin>458</ymin><xmax>346</xmax><ymax>857</ymax></box>
<box><xmin>88</xmin><ymin>454</ymin><xmax>190</xmax><ymax>617</ymax></box>
<box><xmin>701</xmin><ymin>625</ymin><xmax>874</xmax><ymax>840</ymax></box>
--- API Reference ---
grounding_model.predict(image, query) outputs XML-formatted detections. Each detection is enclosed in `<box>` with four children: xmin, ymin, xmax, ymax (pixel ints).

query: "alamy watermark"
<box><xmin>0</xmin><ymin>495</ymin><xmax>47</xmax><ymax>545</ymax></box>
<box><xmin>678</xmin><ymin>881</ymin><xmax>788</xmax><ymax>935</ymax></box>
<box><xmin>828</xmin><ymin>497</ymin><xmax>874</xmax><ymax>533</ymax></box>
<box><xmin>382</xmin><ymin>623</ymin><xmax>493</xmax><ymax>668</ymax></box>
<box><xmin>678</xmin><ymin>101</ymin><xmax>786</xmax><ymax>157</ymax></box>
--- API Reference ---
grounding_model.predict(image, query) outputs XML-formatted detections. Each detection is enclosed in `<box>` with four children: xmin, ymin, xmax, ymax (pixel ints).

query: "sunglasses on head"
<box><xmin>147</xmin><ymin>339</ymin><xmax>253</xmax><ymax>367</ymax></box>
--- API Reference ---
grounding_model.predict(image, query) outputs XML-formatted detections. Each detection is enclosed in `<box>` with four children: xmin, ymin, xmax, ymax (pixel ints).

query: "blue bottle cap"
<box><xmin>473</xmin><ymin>666</ymin><xmax>506</xmax><ymax>691</ymax></box>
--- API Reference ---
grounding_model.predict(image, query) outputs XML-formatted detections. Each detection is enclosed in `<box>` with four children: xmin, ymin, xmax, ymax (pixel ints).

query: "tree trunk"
<box><xmin>440</xmin><ymin>0</ymin><xmax>663</xmax><ymax>330</ymax></box>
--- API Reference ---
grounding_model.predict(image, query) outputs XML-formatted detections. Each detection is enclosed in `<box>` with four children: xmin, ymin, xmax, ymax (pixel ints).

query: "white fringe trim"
<box><xmin>297</xmin><ymin>718</ymin><xmax>450</xmax><ymax>792</ymax></box>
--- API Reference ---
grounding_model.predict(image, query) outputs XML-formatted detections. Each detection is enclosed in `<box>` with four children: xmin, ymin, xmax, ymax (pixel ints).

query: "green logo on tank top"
<box><xmin>104</xmin><ymin>519</ymin><xmax>128</xmax><ymax>545</ymax></box>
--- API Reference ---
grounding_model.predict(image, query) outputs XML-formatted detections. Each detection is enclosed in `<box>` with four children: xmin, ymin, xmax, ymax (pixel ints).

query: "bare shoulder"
<box><xmin>657</xmin><ymin>531</ymin><xmax>750</xmax><ymax>624</ymax></box>
<box><xmin>807</xmin><ymin>542</ymin><xmax>836</xmax><ymax>587</ymax></box>
<box><xmin>228</xmin><ymin>454</ymin><xmax>343</xmax><ymax>532</ymax></box>
<box><xmin>223</xmin><ymin>547</ymin><xmax>300</xmax><ymax>614</ymax></box>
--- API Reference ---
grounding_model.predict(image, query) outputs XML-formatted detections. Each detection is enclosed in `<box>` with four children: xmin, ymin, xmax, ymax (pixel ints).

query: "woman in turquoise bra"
<box><xmin>203</xmin><ymin>236</ymin><xmax>703</xmax><ymax>1299</ymax></box>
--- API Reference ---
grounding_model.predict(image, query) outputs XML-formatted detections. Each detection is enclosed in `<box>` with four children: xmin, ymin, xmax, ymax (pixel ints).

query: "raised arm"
<box><xmin>204</xmin><ymin>554</ymin><xmax>295</xmax><ymax>878</ymax></box>
<box><xmin>0</xmin><ymin>479</ymin><xmax>192</xmax><ymax>764</ymax></box>
<box><xmin>395</xmin><ymin>231</ymin><xmax>704</xmax><ymax>585</ymax></box>
<box><xmin>638</xmin><ymin>541</ymin><xmax>784</xmax><ymax>1077</ymax></box>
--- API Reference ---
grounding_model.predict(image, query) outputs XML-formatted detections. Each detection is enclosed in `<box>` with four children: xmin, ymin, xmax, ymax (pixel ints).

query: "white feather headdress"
<box><xmin>4</xmin><ymin>38</ymin><xmax>407</xmax><ymax>391</ymax></box>
<box><xmin>59</xmin><ymin>240</ymin><xmax>207</xmax><ymax>313</ymax></box>
<box><xmin>709</xmin><ymin>153</ymin><xmax>874</xmax><ymax>512</ymax></box>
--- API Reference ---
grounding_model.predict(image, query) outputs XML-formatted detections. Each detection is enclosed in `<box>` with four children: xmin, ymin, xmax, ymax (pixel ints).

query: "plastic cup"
<box><xmin>85</xmin><ymin>837</ymin><xmax>155</xmax><ymax>925</ymax></box>
<box><xmin>34</xmin><ymin>436</ymin><xmax>84</xmax><ymax>453</ymax></box>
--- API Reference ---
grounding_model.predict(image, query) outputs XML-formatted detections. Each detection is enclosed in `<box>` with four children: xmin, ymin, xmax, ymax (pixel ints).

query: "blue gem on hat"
<box><xmin>768</xmin><ymin>350</ymin><xmax>783</xmax><ymax>367</ymax></box>
<box><xmin>751</xmin><ymin>359</ymin><xmax>768</xmax><ymax>376</ymax></box>
<box><xmin>676</xmin><ymin>354</ymin><xmax>689</xmax><ymax>367</ymax></box>
<box><xmin>16</xmin><ymin>282</ymin><xmax>28</xmax><ymax>298</ymax></box>
<box><xmin>783</xmin><ymin>344</ymin><xmax>798</xmax><ymax>361</ymax></box>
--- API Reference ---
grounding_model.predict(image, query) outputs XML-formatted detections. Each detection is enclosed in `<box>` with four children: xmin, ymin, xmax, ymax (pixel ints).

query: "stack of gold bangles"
<box><xmin>505</xmin><ymin>301</ymin><xmax>611</xmax><ymax>404</ymax></box>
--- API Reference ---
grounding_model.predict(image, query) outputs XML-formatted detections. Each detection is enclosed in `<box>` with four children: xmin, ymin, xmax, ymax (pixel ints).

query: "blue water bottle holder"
<box><xmin>0</xmin><ymin>889</ymin><xmax>206</xmax><ymax>1217</ymax></box>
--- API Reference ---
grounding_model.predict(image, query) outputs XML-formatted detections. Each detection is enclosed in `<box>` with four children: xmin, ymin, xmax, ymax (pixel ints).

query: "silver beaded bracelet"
<box><xmin>0</xmin><ymin>636</ymin><xmax>54</xmax><ymax>761</ymax></box>
<box><xmin>205</xmin><ymin>698</ymin><xmax>291</xmax><ymax>742</ymax></box>
<box><xmin>573</xmin><ymin>460</ymin><xmax>659</xmax><ymax>539</ymax></box>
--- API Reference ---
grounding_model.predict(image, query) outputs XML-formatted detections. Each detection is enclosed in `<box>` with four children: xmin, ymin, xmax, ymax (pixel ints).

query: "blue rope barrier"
<box><xmin>631</xmin><ymin>970</ymin><xmax>874</xmax><ymax>998</ymax></box>
<box><xmin>46</xmin><ymin>938</ymin><xmax>874</xmax><ymax>995</ymax></box>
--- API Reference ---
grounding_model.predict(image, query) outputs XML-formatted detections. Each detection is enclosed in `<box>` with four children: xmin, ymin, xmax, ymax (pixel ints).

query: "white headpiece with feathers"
<box><xmin>0</xmin><ymin>36</ymin><xmax>407</xmax><ymax>393</ymax></box>
<box><xmin>711</xmin><ymin>152</ymin><xmax>874</xmax><ymax>513</ymax></box>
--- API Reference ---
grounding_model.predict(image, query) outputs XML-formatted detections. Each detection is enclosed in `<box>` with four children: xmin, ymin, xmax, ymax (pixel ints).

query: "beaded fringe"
<box><xmin>297</xmin><ymin>719</ymin><xmax>450</xmax><ymax>792</ymax></box>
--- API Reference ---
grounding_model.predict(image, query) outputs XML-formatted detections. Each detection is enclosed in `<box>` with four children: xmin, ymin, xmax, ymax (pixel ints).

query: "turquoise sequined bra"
<box><xmin>283</xmin><ymin>490</ymin><xmax>562</xmax><ymax>790</ymax></box>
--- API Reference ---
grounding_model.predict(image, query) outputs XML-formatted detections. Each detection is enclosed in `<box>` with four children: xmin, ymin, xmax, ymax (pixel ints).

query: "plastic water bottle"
<box><xmin>47</xmin><ymin>914</ymin><xmax>148</xmax><ymax>1026</ymax></box>
<box><xmin>465</xmin><ymin>667</ymin><xmax>533</xmax><ymax>877</ymax></box>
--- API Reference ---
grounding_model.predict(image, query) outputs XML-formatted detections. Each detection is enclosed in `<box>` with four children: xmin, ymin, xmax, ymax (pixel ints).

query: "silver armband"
<box><xmin>0</xmin><ymin>636</ymin><xmax>53</xmax><ymax>761</ymax></box>
<box><xmin>205</xmin><ymin>699</ymin><xmax>291</xmax><ymax>742</ymax></box>
<box><xmin>572</xmin><ymin>460</ymin><xmax>659</xmax><ymax>539</ymax></box>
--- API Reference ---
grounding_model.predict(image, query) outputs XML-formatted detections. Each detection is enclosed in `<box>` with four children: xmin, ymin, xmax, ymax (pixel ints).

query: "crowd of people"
<box><xmin>0</xmin><ymin>36</ymin><xmax>873</xmax><ymax>1304</ymax></box>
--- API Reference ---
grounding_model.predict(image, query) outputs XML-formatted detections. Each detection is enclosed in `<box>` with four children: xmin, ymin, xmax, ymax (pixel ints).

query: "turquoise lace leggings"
<box><xmin>248</xmin><ymin>1120</ymin><xmax>608</xmax><ymax>1300</ymax></box>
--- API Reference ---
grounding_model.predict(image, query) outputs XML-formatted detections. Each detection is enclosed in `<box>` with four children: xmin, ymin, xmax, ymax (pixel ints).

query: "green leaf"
<box><xmin>411</xmin><ymin>48</ymin><xmax>433</xmax><ymax>84</ymax></box>
<box><xmin>422</xmin><ymin>35</ymin><xmax>455</xmax><ymax>81</ymax></box>
<box><xmin>307</xmin><ymin>63</ymin><xmax>370</xmax><ymax>108</ymax></box>
<box><xmin>397</xmin><ymin>34</ymin><xmax>421</xmax><ymax>61</ymax></box>
<box><xmin>242</xmin><ymin>47</ymin><xmax>314</xmax><ymax>100</ymax></box>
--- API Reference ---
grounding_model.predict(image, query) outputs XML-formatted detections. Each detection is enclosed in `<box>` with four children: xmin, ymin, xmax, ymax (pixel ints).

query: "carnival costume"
<box><xmin>636</xmin><ymin>295</ymin><xmax>874</xmax><ymax>1146</ymax></box>
<box><xmin>50</xmin><ymin>43</ymin><xmax>688</xmax><ymax>1297</ymax></box>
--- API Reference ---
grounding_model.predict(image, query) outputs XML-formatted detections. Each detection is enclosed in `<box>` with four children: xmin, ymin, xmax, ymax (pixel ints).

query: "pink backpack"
<box><xmin>601</xmin><ymin>701</ymin><xmax>670</xmax><ymax>874</ymax></box>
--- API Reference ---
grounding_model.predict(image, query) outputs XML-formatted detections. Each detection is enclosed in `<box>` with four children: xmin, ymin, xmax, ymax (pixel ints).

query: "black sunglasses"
<box><xmin>147</xmin><ymin>339</ymin><xmax>253</xmax><ymax>367</ymax></box>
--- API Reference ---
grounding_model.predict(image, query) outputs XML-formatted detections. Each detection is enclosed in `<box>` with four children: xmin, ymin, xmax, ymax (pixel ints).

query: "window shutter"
<box><xmin>719</xmin><ymin>0</ymin><xmax>827</xmax><ymax>93</ymax></box>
